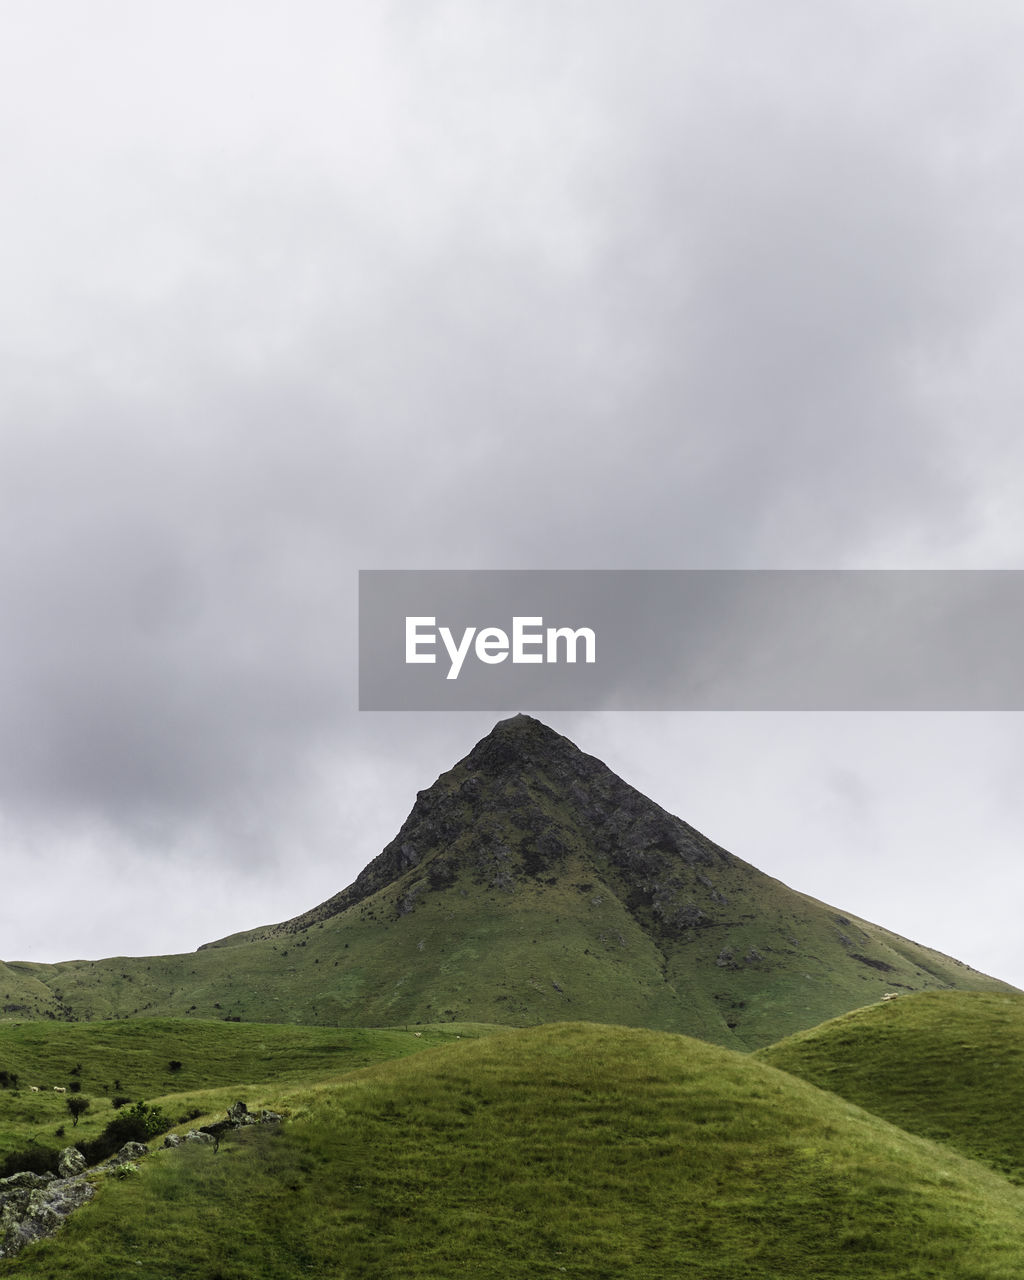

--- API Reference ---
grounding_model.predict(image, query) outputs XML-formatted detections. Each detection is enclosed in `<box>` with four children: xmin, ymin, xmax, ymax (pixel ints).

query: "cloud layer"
<box><xmin>2</xmin><ymin>3</ymin><xmax>1023</xmax><ymax>985</ymax></box>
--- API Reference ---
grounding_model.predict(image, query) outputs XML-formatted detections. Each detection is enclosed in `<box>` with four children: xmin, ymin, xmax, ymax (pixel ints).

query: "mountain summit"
<box><xmin>5</xmin><ymin>716</ymin><xmax>1015</xmax><ymax>1046</ymax></box>
<box><xmin>238</xmin><ymin>711</ymin><xmax>730</xmax><ymax>933</ymax></box>
<box><xmin>199</xmin><ymin>713</ymin><xmax>1014</xmax><ymax>1046</ymax></box>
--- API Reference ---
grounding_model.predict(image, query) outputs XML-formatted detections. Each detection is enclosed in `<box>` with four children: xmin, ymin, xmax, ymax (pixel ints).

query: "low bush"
<box><xmin>78</xmin><ymin>1101</ymin><xmax>171</xmax><ymax>1165</ymax></box>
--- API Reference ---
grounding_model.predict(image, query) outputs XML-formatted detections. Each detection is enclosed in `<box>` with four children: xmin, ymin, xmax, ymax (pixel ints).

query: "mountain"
<box><xmin>2</xmin><ymin>715</ymin><xmax>1014</xmax><ymax>1047</ymax></box>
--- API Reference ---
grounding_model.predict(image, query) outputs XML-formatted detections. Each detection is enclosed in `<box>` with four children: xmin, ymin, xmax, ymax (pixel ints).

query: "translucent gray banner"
<box><xmin>358</xmin><ymin>570</ymin><xmax>1024</xmax><ymax>710</ymax></box>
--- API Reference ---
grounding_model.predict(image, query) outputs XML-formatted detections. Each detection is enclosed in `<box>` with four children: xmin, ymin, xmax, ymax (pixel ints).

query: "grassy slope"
<box><xmin>0</xmin><ymin>1019</ymin><xmax>498</xmax><ymax>1161</ymax></box>
<box><xmin>0</xmin><ymin>965</ymin><xmax>64</xmax><ymax>1022</ymax></box>
<box><xmin>5</xmin><ymin>1022</ymin><xmax>1024</xmax><ymax>1279</ymax></box>
<box><xmin>7</xmin><ymin>852</ymin><xmax>1011</xmax><ymax>1053</ymax></box>
<box><xmin>758</xmin><ymin>989</ymin><xmax>1024</xmax><ymax>1183</ymax></box>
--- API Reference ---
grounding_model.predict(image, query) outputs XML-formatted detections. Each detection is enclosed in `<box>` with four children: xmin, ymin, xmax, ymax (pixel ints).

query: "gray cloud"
<box><xmin>1</xmin><ymin>3</ymin><xmax>1023</xmax><ymax>987</ymax></box>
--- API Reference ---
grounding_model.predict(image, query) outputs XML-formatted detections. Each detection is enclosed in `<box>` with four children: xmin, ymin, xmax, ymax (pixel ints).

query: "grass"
<box><xmin>758</xmin><ymin>989</ymin><xmax>1024</xmax><ymax>1183</ymax></box>
<box><xmin>6</xmin><ymin>1021</ymin><xmax>1024</xmax><ymax>1278</ymax></box>
<box><xmin>0</xmin><ymin>1018</ymin><xmax>498</xmax><ymax>1162</ymax></box>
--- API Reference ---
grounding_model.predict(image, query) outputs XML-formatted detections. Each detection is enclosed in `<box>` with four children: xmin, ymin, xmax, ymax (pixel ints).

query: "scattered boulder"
<box><xmin>102</xmin><ymin>1142</ymin><xmax>148</xmax><ymax>1170</ymax></box>
<box><xmin>57</xmin><ymin>1148</ymin><xmax>86</xmax><ymax>1178</ymax></box>
<box><xmin>0</xmin><ymin>1172</ymin><xmax>53</xmax><ymax>1192</ymax></box>
<box><xmin>198</xmin><ymin>1100</ymin><xmax>268</xmax><ymax>1151</ymax></box>
<box><xmin>227</xmin><ymin>1100</ymin><xmax>253</xmax><ymax>1126</ymax></box>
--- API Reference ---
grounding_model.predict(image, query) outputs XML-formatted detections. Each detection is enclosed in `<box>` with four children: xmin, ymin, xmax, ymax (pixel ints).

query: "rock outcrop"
<box><xmin>58</xmin><ymin>1147</ymin><xmax>87</xmax><ymax>1178</ymax></box>
<box><xmin>193</xmin><ymin>1099</ymin><xmax>282</xmax><ymax>1151</ymax></box>
<box><xmin>0</xmin><ymin>1167</ymin><xmax>94</xmax><ymax>1259</ymax></box>
<box><xmin>1</xmin><ymin>1103</ymin><xmax>284</xmax><ymax>1259</ymax></box>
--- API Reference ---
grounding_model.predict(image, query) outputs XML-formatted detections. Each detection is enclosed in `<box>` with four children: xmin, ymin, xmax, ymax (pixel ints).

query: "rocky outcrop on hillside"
<box><xmin>0</xmin><ymin>1105</ymin><xmax>284</xmax><ymax>1259</ymax></box>
<box><xmin>167</xmin><ymin>1099</ymin><xmax>283</xmax><ymax>1152</ymax></box>
<box><xmin>0</xmin><ymin>1154</ymin><xmax>94</xmax><ymax>1259</ymax></box>
<box><xmin>0</xmin><ymin>1139</ymin><xmax>157</xmax><ymax>1258</ymax></box>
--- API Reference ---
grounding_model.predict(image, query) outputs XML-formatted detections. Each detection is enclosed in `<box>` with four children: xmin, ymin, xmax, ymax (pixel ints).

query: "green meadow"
<box><xmin>0</xmin><ymin>1019</ymin><xmax>495</xmax><ymax>1166</ymax></box>
<box><xmin>4</xmin><ymin>1007</ymin><xmax>1024</xmax><ymax>1277</ymax></box>
<box><xmin>759</xmin><ymin>989</ymin><xmax>1024</xmax><ymax>1183</ymax></box>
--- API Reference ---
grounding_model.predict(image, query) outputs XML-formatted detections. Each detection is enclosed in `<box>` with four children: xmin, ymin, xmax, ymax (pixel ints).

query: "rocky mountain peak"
<box><xmin>271</xmin><ymin>715</ymin><xmax>734</xmax><ymax>937</ymax></box>
<box><xmin>461</xmin><ymin>713</ymin><xmax>581</xmax><ymax>776</ymax></box>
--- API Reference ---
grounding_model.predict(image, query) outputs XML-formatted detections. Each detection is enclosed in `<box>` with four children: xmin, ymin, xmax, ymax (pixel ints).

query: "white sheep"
<box><xmin>53</xmin><ymin>1086</ymin><xmax>66</xmax><ymax>1093</ymax></box>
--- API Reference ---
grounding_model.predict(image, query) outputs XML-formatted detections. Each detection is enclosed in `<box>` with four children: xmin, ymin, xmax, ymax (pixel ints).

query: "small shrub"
<box><xmin>109</xmin><ymin>1100</ymin><xmax>168</xmax><ymax>1143</ymax></box>
<box><xmin>79</xmin><ymin>1101</ymin><xmax>171</xmax><ymax>1165</ymax></box>
<box><xmin>111</xmin><ymin>1095</ymin><xmax>132</xmax><ymax>1109</ymax></box>
<box><xmin>68</xmin><ymin>1080</ymin><xmax>82</xmax><ymax>1093</ymax></box>
<box><xmin>168</xmin><ymin>1060</ymin><xmax>184</xmax><ymax>1073</ymax></box>
<box><xmin>67</xmin><ymin>1095</ymin><xmax>91</xmax><ymax>1127</ymax></box>
<box><xmin>0</xmin><ymin>1069</ymin><xmax>19</xmax><ymax>1089</ymax></box>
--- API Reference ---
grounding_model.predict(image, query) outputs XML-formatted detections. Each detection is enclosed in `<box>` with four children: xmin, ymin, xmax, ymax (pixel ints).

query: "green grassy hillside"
<box><xmin>0</xmin><ymin>964</ymin><xmax>65</xmax><ymax>1022</ymax></box>
<box><xmin>0</xmin><ymin>1018</ymin><xmax>498</xmax><ymax>1167</ymax></box>
<box><xmin>758</xmin><ymin>989</ymin><xmax>1024</xmax><ymax>1183</ymax></box>
<box><xmin>5</xmin><ymin>1021</ymin><xmax>1024</xmax><ymax>1278</ymax></box>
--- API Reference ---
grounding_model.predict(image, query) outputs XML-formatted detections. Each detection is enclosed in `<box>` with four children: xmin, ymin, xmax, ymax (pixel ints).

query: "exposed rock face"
<box><xmin>0</xmin><ymin>1169</ymin><xmax>93</xmax><ymax>1259</ymax></box>
<box><xmin>58</xmin><ymin>1147</ymin><xmax>86</xmax><ymax>1178</ymax></box>
<box><xmin>0</xmin><ymin>1172</ymin><xmax>52</xmax><ymax>1191</ymax></box>
<box><xmin>109</xmin><ymin>1142</ymin><xmax>148</xmax><ymax>1166</ymax></box>
<box><xmin>231</xmin><ymin>714</ymin><xmax>744</xmax><ymax>941</ymax></box>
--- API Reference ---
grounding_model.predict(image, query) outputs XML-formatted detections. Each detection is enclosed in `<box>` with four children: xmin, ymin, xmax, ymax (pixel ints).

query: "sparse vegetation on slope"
<box><xmin>759</xmin><ymin>989</ymin><xmax>1024</xmax><ymax>1183</ymax></box>
<box><xmin>0</xmin><ymin>1018</ymin><xmax>495</xmax><ymax>1173</ymax></box>
<box><xmin>6</xmin><ymin>1022</ymin><xmax>1024</xmax><ymax>1279</ymax></box>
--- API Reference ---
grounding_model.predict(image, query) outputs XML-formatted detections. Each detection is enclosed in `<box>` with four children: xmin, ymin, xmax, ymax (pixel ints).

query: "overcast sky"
<box><xmin>3</xmin><ymin>2</ymin><xmax>1024</xmax><ymax>993</ymax></box>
